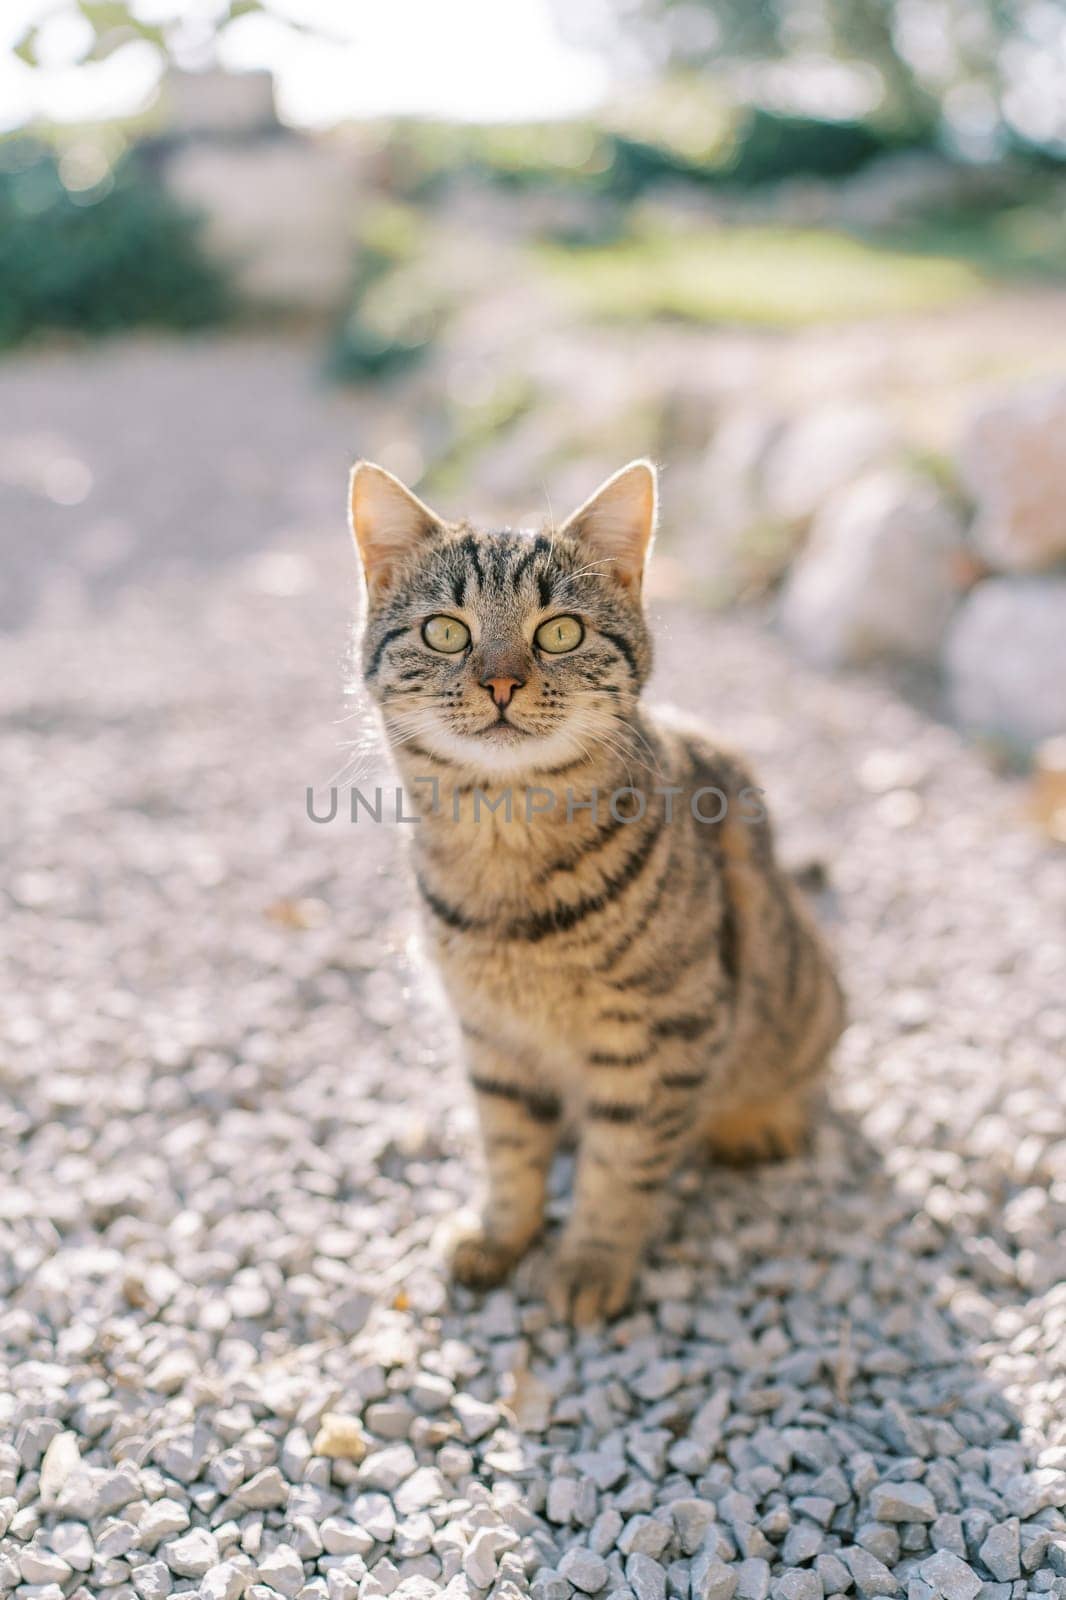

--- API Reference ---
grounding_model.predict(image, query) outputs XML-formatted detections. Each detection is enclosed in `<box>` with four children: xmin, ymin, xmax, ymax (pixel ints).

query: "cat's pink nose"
<box><xmin>481</xmin><ymin>675</ymin><xmax>524</xmax><ymax>708</ymax></box>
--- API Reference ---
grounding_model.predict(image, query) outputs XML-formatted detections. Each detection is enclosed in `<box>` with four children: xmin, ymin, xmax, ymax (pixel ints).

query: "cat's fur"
<box><xmin>349</xmin><ymin>459</ymin><xmax>844</xmax><ymax>1324</ymax></box>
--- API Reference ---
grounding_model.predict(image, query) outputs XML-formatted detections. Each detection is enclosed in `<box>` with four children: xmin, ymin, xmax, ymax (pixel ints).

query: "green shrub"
<box><xmin>326</xmin><ymin>205</ymin><xmax>446</xmax><ymax>384</ymax></box>
<box><xmin>0</xmin><ymin>139</ymin><xmax>230</xmax><ymax>349</ymax></box>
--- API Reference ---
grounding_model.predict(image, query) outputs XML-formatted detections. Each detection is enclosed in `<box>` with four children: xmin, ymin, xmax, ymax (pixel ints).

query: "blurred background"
<box><xmin>2</xmin><ymin>0</ymin><xmax>1065</xmax><ymax>794</ymax></box>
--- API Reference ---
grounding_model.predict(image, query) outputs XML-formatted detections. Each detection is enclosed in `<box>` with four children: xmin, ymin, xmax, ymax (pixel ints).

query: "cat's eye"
<box><xmin>535</xmin><ymin>615</ymin><xmax>584</xmax><ymax>654</ymax></box>
<box><xmin>422</xmin><ymin>615</ymin><xmax>470</xmax><ymax>654</ymax></box>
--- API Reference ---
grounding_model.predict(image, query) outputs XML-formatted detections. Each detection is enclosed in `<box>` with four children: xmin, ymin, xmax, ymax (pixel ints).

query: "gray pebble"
<box><xmin>980</xmin><ymin>1524</ymin><xmax>1022</xmax><ymax>1583</ymax></box>
<box><xmin>772</xmin><ymin>1571</ymin><xmax>825</xmax><ymax>1600</ymax></box>
<box><xmin>691</xmin><ymin>1555</ymin><xmax>738</xmax><ymax>1600</ymax></box>
<box><xmin>735</xmin><ymin>1559</ymin><xmax>773</xmax><ymax>1600</ymax></box>
<box><xmin>559</xmin><ymin>1547</ymin><xmax>610</xmax><ymax>1594</ymax></box>
<box><xmin>919</xmin><ymin>1551</ymin><xmax>983</xmax><ymax>1600</ymax></box>
<box><xmin>870</xmin><ymin>1486</ymin><xmax>938</xmax><ymax>1526</ymax></box>
<box><xmin>627</xmin><ymin>1553</ymin><xmax>668</xmax><ymax>1600</ymax></box>
<box><xmin>841</xmin><ymin>1547</ymin><xmax>899</xmax><ymax>1597</ymax></box>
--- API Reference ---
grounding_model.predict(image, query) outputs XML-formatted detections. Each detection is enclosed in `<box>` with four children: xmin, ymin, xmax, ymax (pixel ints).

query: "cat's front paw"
<box><xmin>449</xmin><ymin>1226</ymin><xmax>526</xmax><ymax>1290</ymax></box>
<box><xmin>547</xmin><ymin>1244</ymin><xmax>635</xmax><ymax>1327</ymax></box>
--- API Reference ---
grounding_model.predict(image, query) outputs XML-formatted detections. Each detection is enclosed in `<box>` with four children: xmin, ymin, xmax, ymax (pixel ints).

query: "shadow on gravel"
<box><xmin>439</xmin><ymin>1096</ymin><xmax>1043</xmax><ymax>1584</ymax></box>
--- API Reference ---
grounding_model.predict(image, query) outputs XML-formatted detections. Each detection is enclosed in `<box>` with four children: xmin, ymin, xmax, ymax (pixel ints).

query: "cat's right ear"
<box><xmin>349</xmin><ymin>461</ymin><xmax>444</xmax><ymax>596</ymax></box>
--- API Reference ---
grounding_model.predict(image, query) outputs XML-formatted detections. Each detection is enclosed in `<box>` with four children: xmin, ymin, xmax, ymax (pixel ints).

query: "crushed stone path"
<box><xmin>0</xmin><ymin>340</ymin><xmax>1063</xmax><ymax>1600</ymax></box>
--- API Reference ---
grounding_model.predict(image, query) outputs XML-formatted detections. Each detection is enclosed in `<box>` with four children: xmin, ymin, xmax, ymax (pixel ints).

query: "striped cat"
<box><xmin>349</xmin><ymin>459</ymin><xmax>844</xmax><ymax>1324</ymax></box>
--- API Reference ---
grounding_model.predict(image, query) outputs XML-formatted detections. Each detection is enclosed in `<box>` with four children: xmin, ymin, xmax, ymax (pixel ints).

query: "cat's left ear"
<box><xmin>349</xmin><ymin>461</ymin><xmax>445</xmax><ymax>595</ymax></box>
<box><xmin>560</xmin><ymin>459</ymin><xmax>658</xmax><ymax>592</ymax></box>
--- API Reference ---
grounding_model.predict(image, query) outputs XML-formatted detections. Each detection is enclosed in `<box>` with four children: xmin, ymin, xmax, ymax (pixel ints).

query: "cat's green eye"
<box><xmin>422</xmin><ymin>615</ymin><xmax>470</xmax><ymax>654</ymax></box>
<box><xmin>535</xmin><ymin>615</ymin><xmax>584</xmax><ymax>654</ymax></box>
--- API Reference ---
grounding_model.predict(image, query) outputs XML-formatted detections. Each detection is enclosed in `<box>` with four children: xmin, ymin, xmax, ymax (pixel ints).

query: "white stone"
<box><xmin>201</xmin><ymin>1559</ymin><xmax>251</xmax><ymax>1600</ymax></box>
<box><xmin>945</xmin><ymin>577</ymin><xmax>1066</xmax><ymax>747</ymax></box>
<box><xmin>961</xmin><ymin>378</ymin><xmax>1066</xmax><ymax>571</ymax></box>
<box><xmin>763</xmin><ymin>404</ymin><xmax>897</xmax><ymax>525</ymax></box>
<box><xmin>780</xmin><ymin>469</ymin><xmax>961</xmax><ymax>667</ymax></box>
<box><xmin>256</xmin><ymin>1543</ymin><xmax>305</xmax><ymax>1597</ymax></box>
<box><xmin>161</xmin><ymin>1527</ymin><xmax>220</xmax><ymax>1578</ymax></box>
<box><xmin>558</xmin><ymin>1546</ymin><xmax>610</xmax><ymax>1593</ymax></box>
<box><xmin>38</xmin><ymin>1432</ymin><xmax>81</xmax><ymax>1509</ymax></box>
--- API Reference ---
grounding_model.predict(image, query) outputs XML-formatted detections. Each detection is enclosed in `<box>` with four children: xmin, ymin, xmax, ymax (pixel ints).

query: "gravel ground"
<box><xmin>1</xmin><ymin>340</ymin><xmax>1064</xmax><ymax>1600</ymax></box>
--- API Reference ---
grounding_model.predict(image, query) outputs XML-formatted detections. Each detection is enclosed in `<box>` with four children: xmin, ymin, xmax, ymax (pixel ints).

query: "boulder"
<box><xmin>762</xmin><ymin>403</ymin><xmax>897</xmax><ymax>525</ymax></box>
<box><xmin>961</xmin><ymin>379</ymin><xmax>1066</xmax><ymax>572</ymax></box>
<box><xmin>779</xmin><ymin>469</ymin><xmax>961</xmax><ymax>668</ymax></box>
<box><xmin>944</xmin><ymin>577</ymin><xmax>1066</xmax><ymax>748</ymax></box>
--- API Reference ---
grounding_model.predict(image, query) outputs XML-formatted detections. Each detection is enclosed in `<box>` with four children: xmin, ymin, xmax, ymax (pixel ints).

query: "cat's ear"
<box><xmin>349</xmin><ymin>461</ymin><xmax>444</xmax><ymax>594</ymax></box>
<box><xmin>559</xmin><ymin>459</ymin><xmax>658</xmax><ymax>592</ymax></box>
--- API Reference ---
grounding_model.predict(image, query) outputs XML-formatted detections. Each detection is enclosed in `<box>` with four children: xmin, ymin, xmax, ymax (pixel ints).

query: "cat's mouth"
<box><xmin>476</xmin><ymin>717</ymin><xmax>532</xmax><ymax>740</ymax></box>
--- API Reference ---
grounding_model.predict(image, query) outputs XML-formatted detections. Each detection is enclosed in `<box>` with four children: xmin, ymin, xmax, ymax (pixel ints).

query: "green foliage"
<box><xmin>540</xmin><ymin>224</ymin><xmax>986</xmax><ymax>328</ymax></box>
<box><xmin>0</xmin><ymin>140</ymin><xmax>230</xmax><ymax>349</ymax></box>
<box><xmin>325</xmin><ymin>205</ymin><xmax>446</xmax><ymax>383</ymax></box>
<box><xmin>716</xmin><ymin>108</ymin><xmax>909</xmax><ymax>185</ymax></box>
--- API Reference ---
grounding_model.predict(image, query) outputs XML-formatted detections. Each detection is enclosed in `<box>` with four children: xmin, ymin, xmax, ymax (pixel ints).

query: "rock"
<box><xmin>201</xmin><ymin>1560</ymin><xmax>251</xmax><ymax>1600</ymax></box>
<box><xmin>313</xmin><ymin>1415</ymin><xmax>369</xmax><ymax>1463</ymax></box>
<box><xmin>816</xmin><ymin>1553</ymin><xmax>853</xmax><ymax>1593</ymax></box>
<box><xmin>945</xmin><ymin>578</ymin><xmax>1066</xmax><ymax>748</ymax></box>
<box><xmin>627</xmin><ymin>1552</ymin><xmax>668</xmax><ymax>1600</ymax></box>
<box><xmin>858</xmin><ymin>1526</ymin><xmax>901</xmax><ymax>1567</ymax></box>
<box><xmin>256</xmin><ymin>1544</ymin><xmax>305</xmax><ymax>1597</ymax></box>
<box><xmin>132</xmin><ymin>1560</ymin><xmax>173</xmax><ymax>1599</ymax></box>
<box><xmin>918</xmin><ymin>1551</ymin><xmax>983</xmax><ymax>1600</ymax></box>
<box><xmin>692</xmin><ymin>1555</ymin><xmax>739</xmax><ymax>1600</ymax></box>
<box><xmin>772</xmin><ymin>1572</ymin><xmax>824</xmax><ymax>1600</ymax></box>
<box><xmin>320</xmin><ymin>1518</ymin><xmax>374</xmax><ymax>1557</ymax></box>
<box><xmin>409</xmin><ymin>1372</ymin><xmax>453</xmax><ymax>1413</ymax></box>
<box><xmin>37</xmin><ymin>1433</ymin><xmax>81</xmax><ymax>1509</ymax></box>
<box><xmin>531</xmin><ymin>1569</ymin><xmax>570</xmax><ymax>1600</ymax></box>
<box><xmin>671</xmin><ymin>1501</ymin><xmax>718</xmax><ymax>1557</ymax></box>
<box><xmin>735</xmin><ymin>1559</ymin><xmax>773</xmax><ymax>1600</ymax></box>
<box><xmin>452</xmin><ymin>1395</ymin><xmax>499</xmax><ymax>1442</ymax></box>
<box><xmin>978</xmin><ymin>1524</ymin><xmax>1021</xmax><ymax>1583</ymax></box>
<box><xmin>780</xmin><ymin>469</ymin><xmax>961</xmax><ymax>668</ymax></box>
<box><xmin>961</xmin><ymin>379</ymin><xmax>1066</xmax><ymax>571</ymax></box>
<box><xmin>358</xmin><ymin>1444</ymin><xmax>417</xmax><ymax>1490</ymax></box>
<box><xmin>932</xmin><ymin>1519</ymin><xmax>967</xmax><ymax>1559</ymax></box>
<box><xmin>841</xmin><ymin>1547</ymin><xmax>899</xmax><ymax>1597</ymax></box>
<box><xmin>870</xmin><ymin>1486</ymin><xmax>939</xmax><ymax>1525</ymax></box>
<box><xmin>783</xmin><ymin>1523</ymin><xmax>825</xmax><ymax>1564</ymax></box>
<box><xmin>763</xmin><ymin>404</ymin><xmax>897</xmax><ymax>526</ymax></box>
<box><xmin>463</xmin><ymin>1526</ymin><xmax>507</xmax><ymax>1588</ymax></box>
<box><xmin>20</xmin><ymin>1547</ymin><xmax>74</xmax><ymax>1585</ymax></box>
<box><xmin>236</xmin><ymin>1467</ymin><xmax>289</xmax><ymax>1509</ymax></box>
<box><xmin>618</xmin><ymin>1516</ymin><xmax>673</xmax><ymax>1560</ymax></box>
<box><xmin>352</xmin><ymin>1492</ymin><xmax>396</xmax><ymax>1543</ymax></box>
<box><xmin>162</xmin><ymin>1527</ymin><xmax>220</xmax><ymax>1578</ymax></box>
<box><xmin>48</xmin><ymin>1523</ymin><xmax>93</xmax><ymax>1573</ymax></box>
<box><xmin>140</xmin><ymin>1499</ymin><xmax>193</xmax><ymax>1547</ymax></box>
<box><xmin>559</xmin><ymin>1546</ymin><xmax>610</xmax><ymax>1593</ymax></box>
<box><xmin>590</xmin><ymin>1508</ymin><xmax>624</xmax><ymax>1556</ymax></box>
<box><xmin>547</xmin><ymin>1477</ymin><xmax>582</xmax><ymax>1526</ymax></box>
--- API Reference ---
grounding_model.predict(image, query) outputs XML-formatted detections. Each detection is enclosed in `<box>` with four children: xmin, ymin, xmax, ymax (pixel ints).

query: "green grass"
<box><xmin>870</xmin><ymin>203</ymin><xmax>1066</xmax><ymax>283</ymax></box>
<box><xmin>539</xmin><ymin>225</ymin><xmax>990</xmax><ymax>328</ymax></box>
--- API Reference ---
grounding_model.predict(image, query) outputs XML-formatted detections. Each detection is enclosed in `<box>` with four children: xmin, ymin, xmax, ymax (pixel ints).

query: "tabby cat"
<box><xmin>349</xmin><ymin>459</ymin><xmax>844</xmax><ymax>1324</ymax></box>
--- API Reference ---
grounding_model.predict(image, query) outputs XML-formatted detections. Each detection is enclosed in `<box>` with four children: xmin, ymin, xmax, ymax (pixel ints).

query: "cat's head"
<box><xmin>349</xmin><ymin>461</ymin><xmax>657</xmax><ymax>777</ymax></box>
